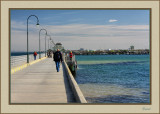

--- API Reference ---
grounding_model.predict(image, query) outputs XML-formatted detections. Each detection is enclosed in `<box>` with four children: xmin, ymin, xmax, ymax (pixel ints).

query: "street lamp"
<box><xmin>27</xmin><ymin>15</ymin><xmax>39</xmax><ymax>63</ymax></box>
<box><xmin>45</xmin><ymin>35</ymin><xmax>51</xmax><ymax>57</ymax></box>
<box><xmin>46</xmin><ymin>35</ymin><xmax>51</xmax><ymax>50</ymax></box>
<box><xmin>49</xmin><ymin>38</ymin><xmax>56</xmax><ymax>50</ymax></box>
<box><xmin>39</xmin><ymin>29</ymin><xmax>47</xmax><ymax>59</ymax></box>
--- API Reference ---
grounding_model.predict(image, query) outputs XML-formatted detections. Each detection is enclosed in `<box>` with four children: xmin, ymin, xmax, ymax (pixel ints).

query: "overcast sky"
<box><xmin>11</xmin><ymin>10</ymin><xmax>150</xmax><ymax>52</ymax></box>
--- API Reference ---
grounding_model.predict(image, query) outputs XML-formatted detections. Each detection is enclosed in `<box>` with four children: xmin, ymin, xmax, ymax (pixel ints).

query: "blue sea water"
<box><xmin>75</xmin><ymin>55</ymin><xmax>150</xmax><ymax>103</ymax></box>
<box><xmin>11</xmin><ymin>52</ymin><xmax>43</xmax><ymax>56</ymax></box>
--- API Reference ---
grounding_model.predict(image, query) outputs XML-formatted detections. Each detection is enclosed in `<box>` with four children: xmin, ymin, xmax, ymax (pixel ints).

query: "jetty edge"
<box><xmin>63</xmin><ymin>54</ymin><xmax>87</xmax><ymax>103</ymax></box>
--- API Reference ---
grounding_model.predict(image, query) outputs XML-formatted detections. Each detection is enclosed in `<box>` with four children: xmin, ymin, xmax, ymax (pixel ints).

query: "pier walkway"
<box><xmin>11</xmin><ymin>58</ymin><xmax>76</xmax><ymax>103</ymax></box>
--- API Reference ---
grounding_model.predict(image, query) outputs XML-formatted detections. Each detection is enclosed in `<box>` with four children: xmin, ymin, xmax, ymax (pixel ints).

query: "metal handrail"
<box><xmin>11</xmin><ymin>53</ymin><xmax>45</xmax><ymax>67</ymax></box>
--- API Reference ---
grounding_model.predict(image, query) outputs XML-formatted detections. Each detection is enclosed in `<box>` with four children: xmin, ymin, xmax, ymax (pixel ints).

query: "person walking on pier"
<box><xmin>33</xmin><ymin>51</ymin><xmax>37</xmax><ymax>60</ymax></box>
<box><xmin>69</xmin><ymin>51</ymin><xmax>73</xmax><ymax>60</ymax></box>
<box><xmin>53</xmin><ymin>49</ymin><xmax>63</xmax><ymax>72</ymax></box>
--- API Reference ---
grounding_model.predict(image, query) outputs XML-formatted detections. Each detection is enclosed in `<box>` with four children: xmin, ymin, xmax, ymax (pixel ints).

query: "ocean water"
<box><xmin>11</xmin><ymin>52</ymin><xmax>44</xmax><ymax>56</ymax></box>
<box><xmin>75</xmin><ymin>55</ymin><xmax>150</xmax><ymax>103</ymax></box>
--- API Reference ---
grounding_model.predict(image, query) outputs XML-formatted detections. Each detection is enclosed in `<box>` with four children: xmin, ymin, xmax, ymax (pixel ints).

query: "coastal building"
<box><xmin>52</xmin><ymin>43</ymin><xmax>64</xmax><ymax>51</ymax></box>
<box><xmin>79</xmin><ymin>48</ymin><xmax>84</xmax><ymax>51</ymax></box>
<box><xmin>107</xmin><ymin>49</ymin><xmax>112</xmax><ymax>51</ymax></box>
<box><xmin>130</xmin><ymin>45</ymin><xmax>134</xmax><ymax>50</ymax></box>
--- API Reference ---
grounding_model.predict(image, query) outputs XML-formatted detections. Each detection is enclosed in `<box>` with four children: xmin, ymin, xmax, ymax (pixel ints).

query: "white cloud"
<box><xmin>11</xmin><ymin>21</ymin><xmax>149</xmax><ymax>51</ymax></box>
<box><xmin>109</xmin><ymin>19</ymin><xmax>118</xmax><ymax>23</ymax></box>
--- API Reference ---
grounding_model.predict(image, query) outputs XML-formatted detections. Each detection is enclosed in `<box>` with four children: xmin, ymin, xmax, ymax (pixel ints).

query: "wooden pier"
<box><xmin>11</xmin><ymin>58</ymin><xmax>79</xmax><ymax>103</ymax></box>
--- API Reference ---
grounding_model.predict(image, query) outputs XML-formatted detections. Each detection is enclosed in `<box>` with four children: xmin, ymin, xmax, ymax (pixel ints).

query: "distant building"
<box><xmin>130</xmin><ymin>45</ymin><xmax>134</xmax><ymax>50</ymax></box>
<box><xmin>79</xmin><ymin>48</ymin><xmax>84</xmax><ymax>51</ymax></box>
<box><xmin>52</xmin><ymin>43</ymin><xmax>64</xmax><ymax>51</ymax></box>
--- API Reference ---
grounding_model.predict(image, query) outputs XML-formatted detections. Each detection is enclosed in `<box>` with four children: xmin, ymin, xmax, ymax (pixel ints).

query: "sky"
<box><xmin>11</xmin><ymin>9</ymin><xmax>150</xmax><ymax>52</ymax></box>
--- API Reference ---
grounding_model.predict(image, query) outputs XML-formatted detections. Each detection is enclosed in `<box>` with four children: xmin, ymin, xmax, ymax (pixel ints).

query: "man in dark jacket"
<box><xmin>53</xmin><ymin>49</ymin><xmax>63</xmax><ymax>72</ymax></box>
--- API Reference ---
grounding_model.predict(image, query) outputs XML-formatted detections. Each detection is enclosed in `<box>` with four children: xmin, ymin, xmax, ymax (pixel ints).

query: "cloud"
<box><xmin>11</xmin><ymin>21</ymin><xmax>149</xmax><ymax>51</ymax></box>
<box><xmin>109</xmin><ymin>19</ymin><xmax>118</xmax><ymax>23</ymax></box>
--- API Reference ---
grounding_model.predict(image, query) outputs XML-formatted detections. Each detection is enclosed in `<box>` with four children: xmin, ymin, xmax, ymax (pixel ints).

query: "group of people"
<box><xmin>47</xmin><ymin>51</ymin><xmax>52</xmax><ymax>58</ymax></box>
<box><xmin>33</xmin><ymin>49</ymin><xmax>73</xmax><ymax>72</ymax></box>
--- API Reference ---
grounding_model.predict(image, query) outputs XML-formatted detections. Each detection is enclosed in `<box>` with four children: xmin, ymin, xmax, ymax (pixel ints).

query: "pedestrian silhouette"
<box><xmin>53</xmin><ymin>49</ymin><xmax>63</xmax><ymax>72</ymax></box>
<box><xmin>33</xmin><ymin>51</ymin><xmax>37</xmax><ymax>60</ymax></box>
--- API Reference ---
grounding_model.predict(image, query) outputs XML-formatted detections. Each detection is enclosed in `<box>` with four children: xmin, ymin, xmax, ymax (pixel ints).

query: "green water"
<box><xmin>75</xmin><ymin>55</ymin><xmax>150</xmax><ymax>103</ymax></box>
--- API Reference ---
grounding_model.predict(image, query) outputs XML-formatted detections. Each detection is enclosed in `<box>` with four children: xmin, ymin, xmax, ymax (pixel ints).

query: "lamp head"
<box><xmin>36</xmin><ymin>23</ymin><xmax>40</xmax><ymax>27</ymax></box>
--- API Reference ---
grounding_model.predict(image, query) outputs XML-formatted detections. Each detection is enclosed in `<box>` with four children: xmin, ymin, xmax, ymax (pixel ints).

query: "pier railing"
<box><xmin>11</xmin><ymin>53</ymin><xmax>45</xmax><ymax>67</ymax></box>
<box><xmin>62</xmin><ymin>53</ymin><xmax>86</xmax><ymax>103</ymax></box>
<box><xmin>63</xmin><ymin>60</ymin><xmax>87</xmax><ymax>103</ymax></box>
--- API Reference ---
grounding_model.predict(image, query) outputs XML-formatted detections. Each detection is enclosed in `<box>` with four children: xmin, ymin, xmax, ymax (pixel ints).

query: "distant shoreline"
<box><xmin>75</xmin><ymin>54</ymin><xmax>149</xmax><ymax>55</ymax></box>
<box><xmin>71</xmin><ymin>49</ymin><xmax>150</xmax><ymax>55</ymax></box>
<box><xmin>11</xmin><ymin>49</ymin><xmax>149</xmax><ymax>56</ymax></box>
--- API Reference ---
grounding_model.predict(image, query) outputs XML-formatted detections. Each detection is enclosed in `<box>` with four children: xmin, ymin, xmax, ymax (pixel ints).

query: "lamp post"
<box><xmin>46</xmin><ymin>35</ymin><xmax>51</xmax><ymax>50</ymax></box>
<box><xmin>49</xmin><ymin>37</ymin><xmax>52</xmax><ymax>50</ymax></box>
<box><xmin>27</xmin><ymin>15</ymin><xmax>39</xmax><ymax>63</ymax></box>
<box><xmin>50</xmin><ymin>38</ymin><xmax>56</xmax><ymax>51</ymax></box>
<box><xmin>39</xmin><ymin>29</ymin><xmax>47</xmax><ymax>59</ymax></box>
<box><xmin>45</xmin><ymin>35</ymin><xmax>51</xmax><ymax>57</ymax></box>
